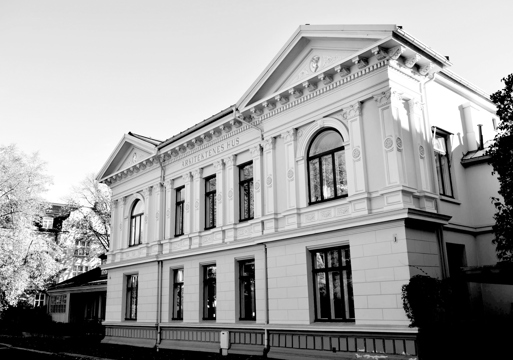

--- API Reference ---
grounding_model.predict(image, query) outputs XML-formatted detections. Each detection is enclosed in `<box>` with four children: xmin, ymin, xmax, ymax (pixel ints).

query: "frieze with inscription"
<box><xmin>181</xmin><ymin>138</ymin><xmax>240</xmax><ymax>167</ymax></box>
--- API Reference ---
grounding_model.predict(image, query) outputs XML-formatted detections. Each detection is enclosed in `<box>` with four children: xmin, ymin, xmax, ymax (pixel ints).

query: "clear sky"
<box><xmin>1</xmin><ymin>0</ymin><xmax>511</xmax><ymax>202</ymax></box>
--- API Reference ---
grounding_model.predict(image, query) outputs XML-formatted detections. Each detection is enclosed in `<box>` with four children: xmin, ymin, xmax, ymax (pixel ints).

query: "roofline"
<box><xmin>157</xmin><ymin>106</ymin><xmax>234</xmax><ymax>150</ymax></box>
<box><xmin>440</xmin><ymin>69</ymin><xmax>493</xmax><ymax>103</ymax></box>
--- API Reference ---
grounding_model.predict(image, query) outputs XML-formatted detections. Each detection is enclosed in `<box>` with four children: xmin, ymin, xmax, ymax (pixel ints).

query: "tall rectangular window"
<box><xmin>239</xmin><ymin>259</ymin><xmax>256</xmax><ymax>320</ymax></box>
<box><xmin>203</xmin><ymin>265</ymin><xmax>216</xmax><ymax>320</ymax></box>
<box><xmin>434</xmin><ymin>133</ymin><xmax>454</xmax><ymax>197</ymax></box>
<box><xmin>175</xmin><ymin>186</ymin><xmax>185</xmax><ymax>236</ymax></box>
<box><xmin>205</xmin><ymin>176</ymin><xmax>216</xmax><ymax>230</ymax></box>
<box><xmin>173</xmin><ymin>269</ymin><xmax>184</xmax><ymax>320</ymax></box>
<box><xmin>239</xmin><ymin>163</ymin><xmax>254</xmax><ymax>221</ymax></box>
<box><xmin>125</xmin><ymin>275</ymin><xmax>138</xmax><ymax>320</ymax></box>
<box><xmin>312</xmin><ymin>246</ymin><xmax>354</xmax><ymax>321</ymax></box>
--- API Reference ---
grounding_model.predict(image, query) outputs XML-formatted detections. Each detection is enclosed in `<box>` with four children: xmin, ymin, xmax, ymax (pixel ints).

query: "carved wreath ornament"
<box><xmin>254</xmin><ymin>181</ymin><xmax>261</xmax><ymax>192</ymax></box>
<box><xmin>419</xmin><ymin>145</ymin><xmax>426</xmax><ymax>158</ymax></box>
<box><xmin>396</xmin><ymin>137</ymin><xmax>403</xmax><ymax>151</ymax></box>
<box><xmin>287</xmin><ymin>169</ymin><xmax>294</xmax><ymax>180</ymax></box>
<box><xmin>384</xmin><ymin>137</ymin><xmax>394</xmax><ymax>150</ymax></box>
<box><xmin>352</xmin><ymin>147</ymin><xmax>361</xmax><ymax>160</ymax></box>
<box><xmin>266</xmin><ymin>175</ymin><xmax>273</xmax><ymax>186</ymax></box>
<box><xmin>228</xmin><ymin>189</ymin><xmax>234</xmax><ymax>200</ymax></box>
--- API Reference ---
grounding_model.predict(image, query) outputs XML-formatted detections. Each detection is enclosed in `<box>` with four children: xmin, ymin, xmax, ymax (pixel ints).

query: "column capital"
<box><xmin>165</xmin><ymin>179</ymin><xmax>174</xmax><ymax>188</ymax></box>
<box><xmin>182</xmin><ymin>172</ymin><xmax>192</xmax><ymax>182</ymax></box>
<box><xmin>342</xmin><ymin>101</ymin><xmax>362</xmax><ymax>119</ymax></box>
<box><xmin>214</xmin><ymin>159</ymin><xmax>225</xmax><ymax>171</ymax></box>
<box><xmin>373</xmin><ymin>88</ymin><xmax>403</xmax><ymax>107</ymax></box>
<box><xmin>143</xmin><ymin>186</ymin><xmax>153</xmax><ymax>197</ymax></box>
<box><xmin>192</xmin><ymin>168</ymin><xmax>203</xmax><ymax>179</ymax></box>
<box><xmin>250</xmin><ymin>144</ymin><xmax>262</xmax><ymax>157</ymax></box>
<box><xmin>224</xmin><ymin>154</ymin><xmax>236</xmax><ymax>167</ymax></box>
<box><xmin>281</xmin><ymin>129</ymin><xmax>297</xmax><ymax>143</ymax></box>
<box><xmin>262</xmin><ymin>137</ymin><xmax>275</xmax><ymax>151</ymax></box>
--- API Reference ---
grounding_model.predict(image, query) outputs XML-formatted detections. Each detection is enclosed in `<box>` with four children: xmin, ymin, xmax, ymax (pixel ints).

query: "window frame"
<box><xmin>125</xmin><ymin>274</ymin><xmax>138</xmax><ymax>321</ymax></box>
<box><xmin>239</xmin><ymin>259</ymin><xmax>256</xmax><ymax>321</ymax></box>
<box><xmin>129</xmin><ymin>200</ymin><xmax>144</xmax><ymax>247</ymax></box>
<box><xmin>433</xmin><ymin>129</ymin><xmax>454</xmax><ymax>198</ymax></box>
<box><xmin>307</xmin><ymin>129</ymin><xmax>348</xmax><ymax>205</ymax></box>
<box><xmin>49</xmin><ymin>295</ymin><xmax>66</xmax><ymax>313</ymax></box>
<box><xmin>239</xmin><ymin>162</ymin><xmax>254</xmax><ymax>222</ymax></box>
<box><xmin>204</xmin><ymin>175</ymin><xmax>216</xmax><ymax>230</ymax></box>
<box><xmin>175</xmin><ymin>186</ymin><xmax>185</xmax><ymax>237</ymax></box>
<box><xmin>311</xmin><ymin>245</ymin><xmax>354</xmax><ymax>322</ymax></box>
<box><xmin>172</xmin><ymin>269</ymin><xmax>184</xmax><ymax>320</ymax></box>
<box><xmin>202</xmin><ymin>264</ymin><xmax>216</xmax><ymax>320</ymax></box>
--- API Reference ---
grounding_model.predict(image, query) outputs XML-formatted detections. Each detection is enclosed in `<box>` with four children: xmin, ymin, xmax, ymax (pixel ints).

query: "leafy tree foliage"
<box><xmin>62</xmin><ymin>174</ymin><xmax>111</xmax><ymax>256</ymax></box>
<box><xmin>488</xmin><ymin>74</ymin><xmax>513</xmax><ymax>262</ymax></box>
<box><xmin>0</xmin><ymin>145</ymin><xmax>60</xmax><ymax>309</ymax></box>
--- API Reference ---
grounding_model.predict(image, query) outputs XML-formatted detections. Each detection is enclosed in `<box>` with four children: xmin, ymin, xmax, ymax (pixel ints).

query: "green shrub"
<box><xmin>401</xmin><ymin>275</ymin><xmax>456</xmax><ymax>328</ymax></box>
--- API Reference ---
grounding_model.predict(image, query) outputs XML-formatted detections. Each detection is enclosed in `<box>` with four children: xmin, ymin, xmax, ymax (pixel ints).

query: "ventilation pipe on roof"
<box><xmin>477</xmin><ymin>124</ymin><xmax>484</xmax><ymax>150</ymax></box>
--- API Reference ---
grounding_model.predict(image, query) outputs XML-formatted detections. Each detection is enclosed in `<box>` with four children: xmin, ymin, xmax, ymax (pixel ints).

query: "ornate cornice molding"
<box><xmin>373</xmin><ymin>89</ymin><xmax>403</xmax><ymax>107</ymax></box>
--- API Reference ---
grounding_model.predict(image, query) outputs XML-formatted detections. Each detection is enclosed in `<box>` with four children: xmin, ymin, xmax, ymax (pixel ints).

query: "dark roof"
<box><xmin>48</xmin><ymin>267</ymin><xmax>107</xmax><ymax>292</ymax></box>
<box><xmin>461</xmin><ymin>140</ymin><xmax>493</xmax><ymax>168</ymax></box>
<box><xmin>157</xmin><ymin>106</ymin><xmax>234</xmax><ymax>149</ymax></box>
<box><xmin>128</xmin><ymin>132</ymin><xmax>163</xmax><ymax>146</ymax></box>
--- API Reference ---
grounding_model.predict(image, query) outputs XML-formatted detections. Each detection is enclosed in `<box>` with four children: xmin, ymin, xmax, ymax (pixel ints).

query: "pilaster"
<box><xmin>224</xmin><ymin>155</ymin><xmax>237</xmax><ymax>226</ymax></box>
<box><xmin>164</xmin><ymin>179</ymin><xmax>174</xmax><ymax>239</ymax></box>
<box><xmin>373</xmin><ymin>89</ymin><xmax>408</xmax><ymax>187</ymax></box>
<box><xmin>281</xmin><ymin>130</ymin><xmax>300</xmax><ymax>229</ymax></box>
<box><xmin>182</xmin><ymin>173</ymin><xmax>192</xmax><ymax>235</ymax></box>
<box><xmin>154</xmin><ymin>183</ymin><xmax>164</xmax><ymax>242</ymax></box>
<box><xmin>214</xmin><ymin>160</ymin><xmax>225</xmax><ymax>227</ymax></box>
<box><xmin>262</xmin><ymin>137</ymin><xmax>277</xmax><ymax>233</ymax></box>
<box><xmin>142</xmin><ymin>186</ymin><xmax>152</xmax><ymax>244</ymax></box>
<box><xmin>192</xmin><ymin>168</ymin><xmax>203</xmax><ymax>233</ymax></box>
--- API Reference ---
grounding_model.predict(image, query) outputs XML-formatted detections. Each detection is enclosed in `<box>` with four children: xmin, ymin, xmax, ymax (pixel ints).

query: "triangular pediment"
<box><xmin>237</xmin><ymin>25</ymin><xmax>397</xmax><ymax>110</ymax></box>
<box><xmin>96</xmin><ymin>133</ymin><xmax>159</xmax><ymax>182</ymax></box>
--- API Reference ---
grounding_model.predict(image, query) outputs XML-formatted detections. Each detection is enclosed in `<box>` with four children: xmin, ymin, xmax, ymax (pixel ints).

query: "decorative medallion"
<box><xmin>297</xmin><ymin>129</ymin><xmax>303</xmax><ymax>138</ymax></box>
<box><xmin>185</xmin><ymin>203</ymin><xmax>190</xmax><ymax>212</ymax></box>
<box><xmin>266</xmin><ymin>175</ymin><xmax>273</xmax><ymax>186</ymax></box>
<box><xmin>337</xmin><ymin>206</ymin><xmax>350</xmax><ymax>216</ymax></box>
<box><xmin>144</xmin><ymin>215</ymin><xmax>148</xmax><ymax>224</ymax></box>
<box><xmin>384</xmin><ymin>137</ymin><xmax>394</xmax><ymax>150</ymax></box>
<box><xmin>309</xmin><ymin>55</ymin><xmax>320</xmax><ymax>72</ymax></box>
<box><xmin>287</xmin><ymin>169</ymin><xmax>294</xmax><ymax>180</ymax></box>
<box><xmin>352</xmin><ymin>147</ymin><xmax>361</xmax><ymax>160</ymax></box>
<box><xmin>166</xmin><ymin>208</ymin><xmax>170</xmax><ymax>218</ymax></box>
<box><xmin>305</xmin><ymin>213</ymin><xmax>316</xmax><ymax>222</ymax></box>
<box><xmin>132</xmin><ymin>152</ymin><xmax>138</xmax><ymax>164</ymax></box>
<box><xmin>228</xmin><ymin>189</ymin><xmax>234</xmax><ymax>200</ymax></box>
<box><xmin>254</xmin><ymin>181</ymin><xmax>261</xmax><ymax>192</ymax></box>
<box><xmin>396</xmin><ymin>137</ymin><xmax>403</xmax><ymax>151</ymax></box>
<box><xmin>119</xmin><ymin>224</ymin><xmax>122</xmax><ymax>230</ymax></box>
<box><xmin>217</xmin><ymin>192</ymin><xmax>222</xmax><ymax>203</ymax></box>
<box><xmin>419</xmin><ymin>145</ymin><xmax>425</xmax><ymax>158</ymax></box>
<box><xmin>195</xmin><ymin>200</ymin><xmax>199</xmax><ymax>210</ymax></box>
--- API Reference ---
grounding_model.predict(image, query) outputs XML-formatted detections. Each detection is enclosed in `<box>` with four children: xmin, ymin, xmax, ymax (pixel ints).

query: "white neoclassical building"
<box><xmin>96</xmin><ymin>25</ymin><xmax>502</xmax><ymax>359</ymax></box>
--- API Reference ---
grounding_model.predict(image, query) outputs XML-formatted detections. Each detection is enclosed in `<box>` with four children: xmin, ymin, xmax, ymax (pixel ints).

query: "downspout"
<box><xmin>422</xmin><ymin>73</ymin><xmax>448</xmax><ymax>279</ymax></box>
<box><xmin>234</xmin><ymin>106</ymin><xmax>264</xmax><ymax>141</ymax></box>
<box><xmin>262</xmin><ymin>243</ymin><xmax>270</xmax><ymax>357</ymax></box>
<box><xmin>156</xmin><ymin>150</ymin><xmax>165</xmax><ymax>350</ymax></box>
<box><xmin>155</xmin><ymin>260</ymin><xmax>163</xmax><ymax>350</ymax></box>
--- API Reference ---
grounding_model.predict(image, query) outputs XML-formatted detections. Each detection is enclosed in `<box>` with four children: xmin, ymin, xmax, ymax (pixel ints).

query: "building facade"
<box><xmin>96</xmin><ymin>25</ymin><xmax>501</xmax><ymax>359</ymax></box>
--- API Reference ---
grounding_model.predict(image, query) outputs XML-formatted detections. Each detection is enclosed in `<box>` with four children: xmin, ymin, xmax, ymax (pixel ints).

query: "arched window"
<box><xmin>129</xmin><ymin>200</ymin><xmax>144</xmax><ymax>246</ymax></box>
<box><xmin>307</xmin><ymin>129</ymin><xmax>348</xmax><ymax>204</ymax></box>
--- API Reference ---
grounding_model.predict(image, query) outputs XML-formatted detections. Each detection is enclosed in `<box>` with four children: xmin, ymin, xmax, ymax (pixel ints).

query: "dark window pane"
<box><xmin>309</xmin><ymin>159</ymin><xmax>321</xmax><ymax>202</ymax></box>
<box><xmin>334</xmin><ymin>150</ymin><xmax>348</xmax><ymax>196</ymax></box>
<box><xmin>316</xmin><ymin>273</ymin><xmax>329</xmax><ymax>319</ymax></box>
<box><xmin>328</xmin><ymin>249</ymin><xmax>339</xmax><ymax>268</ymax></box>
<box><xmin>315</xmin><ymin>252</ymin><xmax>325</xmax><ymax>269</ymax></box>
<box><xmin>321</xmin><ymin>155</ymin><xmax>335</xmax><ymax>199</ymax></box>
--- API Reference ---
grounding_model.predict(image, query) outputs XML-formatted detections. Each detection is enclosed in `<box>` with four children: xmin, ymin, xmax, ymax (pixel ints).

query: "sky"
<box><xmin>1</xmin><ymin>0</ymin><xmax>511</xmax><ymax>202</ymax></box>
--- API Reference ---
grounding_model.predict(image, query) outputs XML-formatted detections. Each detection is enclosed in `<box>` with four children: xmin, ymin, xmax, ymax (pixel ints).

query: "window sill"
<box><xmin>440</xmin><ymin>196</ymin><xmax>461</xmax><ymax>205</ymax></box>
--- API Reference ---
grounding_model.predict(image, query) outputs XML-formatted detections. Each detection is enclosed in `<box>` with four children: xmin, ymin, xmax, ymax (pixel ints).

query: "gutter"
<box><xmin>157</xmin><ymin>106</ymin><xmax>234</xmax><ymax>150</ymax></box>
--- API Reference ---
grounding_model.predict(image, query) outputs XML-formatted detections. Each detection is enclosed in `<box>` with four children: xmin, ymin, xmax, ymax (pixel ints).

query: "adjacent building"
<box><xmin>96</xmin><ymin>25</ymin><xmax>503</xmax><ymax>359</ymax></box>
